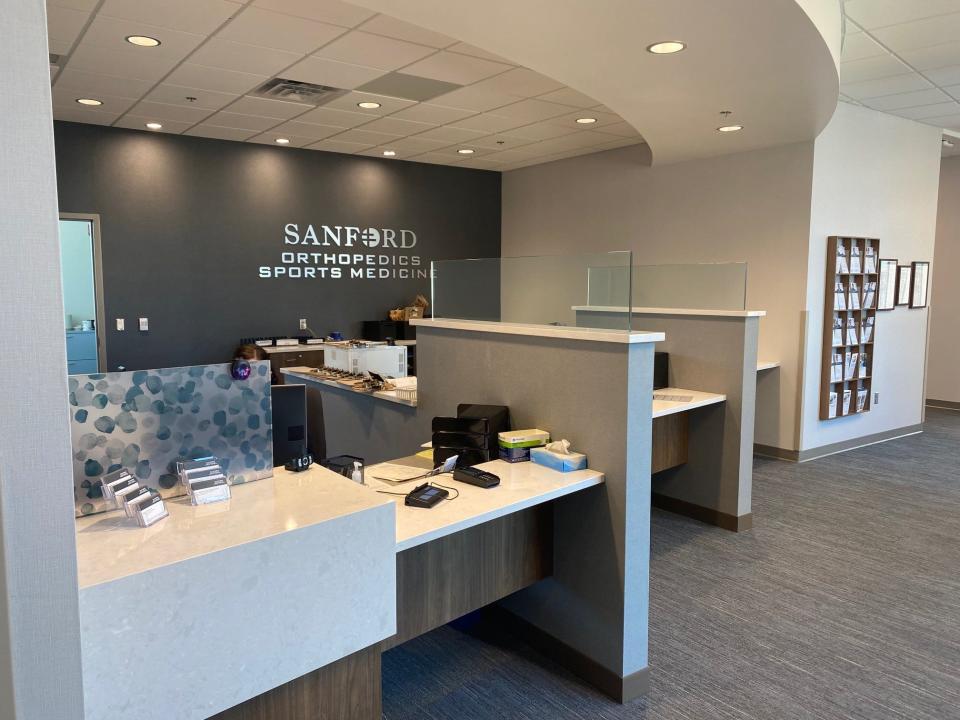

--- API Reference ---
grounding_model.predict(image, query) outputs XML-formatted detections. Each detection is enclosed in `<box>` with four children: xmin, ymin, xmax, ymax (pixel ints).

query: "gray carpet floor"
<box><xmin>382</xmin><ymin>408</ymin><xmax>960</xmax><ymax>719</ymax></box>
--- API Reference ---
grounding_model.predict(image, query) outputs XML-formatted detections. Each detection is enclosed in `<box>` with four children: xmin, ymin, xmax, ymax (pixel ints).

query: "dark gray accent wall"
<box><xmin>54</xmin><ymin>121</ymin><xmax>501</xmax><ymax>371</ymax></box>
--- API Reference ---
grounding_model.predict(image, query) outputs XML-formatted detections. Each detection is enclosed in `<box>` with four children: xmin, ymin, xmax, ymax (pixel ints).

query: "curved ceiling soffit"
<box><xmin>347</xmin><ymin>0</ymin><xmax>841</xmax><ymax>165</ymax></box>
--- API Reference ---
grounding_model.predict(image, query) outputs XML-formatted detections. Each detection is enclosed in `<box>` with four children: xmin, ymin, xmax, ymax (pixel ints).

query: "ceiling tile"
<box><xmin>596</xmin><ymin>120</ymin><xmax>642</xmax><ymax>138</ymax></box>
<box><xmin>295</xmin><ymin>105</ymin><xmax>377</xmax><ymax>128</ymax></box>
<box><xmin>840</xmin><ymin>73</ymin><xmax>933</xmax><ymax>99</ymax></box>
<box><xmin>127</xmin><ymin>100</ymin><xmax>215</xmax><ymax>123</ymax></box>
<box><xmin>326</xmin><ymin>127</ymin><xmax>398</xmax><ymax>145</ymax></box>
<box><xmin>898</xmin><ymin>41</ymin><xmax>960</xmax><ymax>71</ymax></box>
<box><xmin>844</xmin><ymin>0</ymin><xmax>960</xmax><ymax>30</ymax></box>
<box><xmin>840</xmin><ymin>31</ymin><xmax>888</xmax><ymax>62</ymax></box>
<box><xmin>184</xmin><ymin>124</ymin><xmax>258</xmax><ymax>141</ymax></box>
<box><xmin>47</xmin><ymin>0</ymin><xmax>100</xmax><ymax>10</ymax></box>
<box><xmin>430</xmin><ymin>84</ymin><xmax>516</xmax><ymax>112</ymax></box>
<box><xmin>498</xmin><ymin>121</ymin><xmax>580</xmax><ymax>142</ymax></box>
<box><xmin>247</xmin><ymin>132</ymin><xmax>317</xmax><ymax>147</ymax></box>
<box><xmin>308</xmin><ymin>137</ymin><xmax>375</xmax><ymax>153</ymax></box>
<box><xmin>321</xmin><ymin>90</ymin><xmax>416</xmax><ymax>114</ymax></box>
<box><xmin>165</xmin><ymin>63</ymin><xmax>267</xmax><ymax>94</ymax></box>
<box><xmin>402</xmin><ymin>51</ymin><xmax>512</xmax><ymax>85</ymax></box>
<box><xmin>470</xmin><ymin>67</ymin><xmax>563</xmax><ymax>98</ymax></box>
<box><xmin>52</xmin><ymin>87</ymin><xmax>137</xmax><ymax>114</ymax></box>
<box><xmin>405</xmin><ymin>151</ymin><xmax>465</xmax><ymax>165</ymax></box>
<box><xmin>413</xmin><ymin>125</ymin><xmax>487</xmax><ymax>143</ymax></box>
<box><xmin>188</xmin><ymin>38</ymin><xmax>303</xmax><ymax>76</ymax></box>
<box><xmin>455</xmin><ymin>157</ymin><xmax>506</xmax><ymax>170</ymax></box>
<box><xmin>488</xmin><ymin>98</ymin><xmax>571</xmax><ymax>123</ymax></box>
<box><xmin>365</xmin><ymin>135</ymin><xmax>451</xmax><ymax>154</ymax></box>
<box><xmin>466</xmin><ymin>134</ymin><xmax>537</xmax><ymax>151</ymax></box>
<box><xmin>97</xmin><ymin>0</ymin><xmax>240</xmax><ymax>35</ymax></box>
<box><xmin>251</xmin><ymin>0</ymin><xmax>375</xmax><ymax>28</ymax></box>
<box><xmin>445</xmin><ymin>42</ymin><xmax>511</xmax><ymax>63</ymax></box>
<box><xmin>67</xmin><ymin>43</ymin><xmax>181</xmax><ymax>83</ymax></box>
<box><xmin>216</xmin><ymin>7</ymin><xmax>346</xmax><ymax>54</ymax></box>
<box><xmin>54</xmin><ymin>68</ymin><xmax>153</xmax><ymax>97</ymax></box>
<box><xmin>838</xmin><ymin>54</ymin><xmax>912</xmax><ymax>84</ymax></box>
<box><xmin>113</xmin><ymin>116</ymin><xmax>194</xmax><ymax>133</ymax></box>
<box><xmin>202</xmin><ymin>110</ymin><xmax>284</xmax><ymax>131</ymax></box>
<box><xmin>870</xmin><ymin>12</ymin><xmax>960</xmax><ymax>51</ymax></box>
<box><xmin>269</xmin><ymin>120</ymin><xmax>345</xmax><ymax>140</ymax></box>
<box><xmin>427</xmin><ymin>144</ymin><xmax>495</xmax><ymax>158</ymax></box>
<box><xmin>224</xmin><ymin>95</ymin><xmax>315</xmax><ymax>119</ymax></box>
<box><xmin>542</xmin><ymin>107</ymin><xmax>621</xmax><ymax>129</ymax></box>
<box><xmin>389</xmin><ymin>102</ymin><xmax>476</xmax><ymax>124</ymax></box>
<box><xmin>358</xmin><ymin>14</ymin><xmax>456</xmax><ymax>48</ymax></box>
<box><xmin>46</xmin><ymin>5</ymin><xmax>90</xmax><ymax>53</ymax></box>
<box><xmin>314</xmin><ymin>31</ymin><xmax>436</xmax><ymax>71</ymax></box>
<box><xmin>52</xmin><ymin>106</ymin><xmax>121</xmax><ymax>125</ymax></box>
<box><xmin>446</xmin><ymin>113</ymin><xmax>529</xmax><ymax>134</ymax></box>
<box><xmin>923</xmin><ymin>65</ymin><xmax>960</xmax><ymax>86</ymax></box>
<box><xmin>862</xmin><ymin>87</ymin><xmax>952</xmax><ymax>110</ymax></box>
<box><xmin>144</xmin><ymin>83</ymin><xmax>240</xmax><ymax>110</ymax></box>
<box><xmin>919</xmin><ymin>112</ymin><xmax>960</xmax><ymax>129</ymax></box>
<box><xmin>888</xmin><ymin>101</ymin><xmax>960</xmax><ymax>119</ymax></box>
<box><xmin>283</xmin><ymin>56</ymin><xmax>386</xmax><ymax>89</ymax></box>
<box><xmin>353</xmin><ymin>116</ymin><xmax>435</xmax><ymax>136</ymax></box>
<box><xmin>535</xmin><ymin>87</ymin><xmax>598</xmax><ymax>108</ymax></box>
<box><xmin>531</xmin><ymin>130</ymin><xmax>622</xmax><ymax>154</ymax></box>
<box><xmin>945</xmin><ymin>84</ymin><xmax>960</xmax><ymax>100</ymax></box>
<box><xmin>80</xmin><ymin>13</ymin><xmax>206</xmax><ymax>58</ymax></box>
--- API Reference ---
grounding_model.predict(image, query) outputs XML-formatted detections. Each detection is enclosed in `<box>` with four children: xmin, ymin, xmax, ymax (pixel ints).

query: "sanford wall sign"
<box><xmin>258</xmin><ymin>223</ymin><xmax>429</xmax><ymax>280</ymax></box>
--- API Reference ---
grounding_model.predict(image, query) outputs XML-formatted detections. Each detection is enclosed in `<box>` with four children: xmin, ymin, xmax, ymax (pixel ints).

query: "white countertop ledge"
<box><xmin>653</xmin><ymin>388</ymin><xmax>726</xmax><ymax>418</ymax></box>
<box><xmin>410</xmin><ymin>318</ymin><xmax>663</xmax><ymax>343</ymax></box>
<box><xmin>757</xmin><ymin>360</ymin><xmax>781</xmax><ymax>371</ymax></box>
<box><xmin>573</xmin><ymin>305</ymin><xmax>766</xmax><ymax>318</ymax></box>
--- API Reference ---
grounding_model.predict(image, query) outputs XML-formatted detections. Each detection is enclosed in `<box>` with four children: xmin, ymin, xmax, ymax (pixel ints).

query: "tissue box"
<box><xmin>498</xmin><ymin>429</ymin><xmax>550</xmax><ymax>448</ymax></box>
<box><xmin>530</xmin><ymin>446</ymin><xmax>587</xmax><ymax>472</ymax></box>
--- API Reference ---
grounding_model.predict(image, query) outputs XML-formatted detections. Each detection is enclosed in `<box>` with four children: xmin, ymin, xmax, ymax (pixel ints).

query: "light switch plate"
<box><xmin>139</xmin><ymin>317</ymin><xmax>149</xmax><ymax>331</ymax></box>
<box><xmin>116</xmin><ymin>318</ymin><xmax>125</xmax><ymax>331</ymax></box>
<box><xmin>299</xmin><ymin>318</ymin><xmax>307</xmax><ymax>330</ymax></box>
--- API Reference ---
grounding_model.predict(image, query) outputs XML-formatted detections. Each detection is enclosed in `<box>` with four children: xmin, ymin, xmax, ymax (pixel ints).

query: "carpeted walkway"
<box><xmin>382</xmin><ymin>408</ymin><xmax>960</xmax><ymax>719</ymax></box>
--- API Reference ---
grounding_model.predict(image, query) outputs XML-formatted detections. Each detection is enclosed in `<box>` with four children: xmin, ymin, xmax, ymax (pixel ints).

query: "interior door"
<box><xmin>59</xmin><ymin>215</ymin><xmax>106</xmax><ymax>373</ymax></box>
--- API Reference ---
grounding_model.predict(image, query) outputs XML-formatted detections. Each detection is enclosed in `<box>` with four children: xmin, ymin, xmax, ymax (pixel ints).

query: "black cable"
<box><xmin>428</xmin><ymin>480</ymin><xmax>459</xmax><ymax>500</ymax></box>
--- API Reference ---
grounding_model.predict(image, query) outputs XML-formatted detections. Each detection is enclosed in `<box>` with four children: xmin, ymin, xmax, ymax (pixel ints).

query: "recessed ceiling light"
<box><xmin>457</xmin><ymin>148</ymin><xmax>475</xmax><ymax>155</ymax></box>
<box><xmin>647</xmin><ymin>41</ymin><xmax>686</xmax><ymax>54</ymax></box>
<box><xmin>75</xmin><ymin>97</ymin><xmax>102</xmax><ymax>106</ymax></box>
<box><xmin>382</xmin><ymin>150</ymin><xmax>396</xmax><ymax>156</ymax></box>
<box><xmin>145</xmin><ymin>122</ymin><xmax>163</xmax><ymax>130</ymax></box>
<box><xmin>275</xmin><ymin>137</ymin><xmax>290</xmax><ymax>144</ymax></box>
<box><xmin>357</xmin><ymin>101</ymin><xmax>381</xmax><ymax>109</ymax></box>
<box><xmin>126</xmin><ymin>35</ymin><xmax>161</xmax><ymax>47</ymax></box>
<box><xmin>717</xmin><ymin>124</ymin><xmax>743</xmax><ymax>132</ymax></box>
<box><xmin>576</xmin><ymin>117</ymin><xmax>597</xmax><ymax>124</ymax></box>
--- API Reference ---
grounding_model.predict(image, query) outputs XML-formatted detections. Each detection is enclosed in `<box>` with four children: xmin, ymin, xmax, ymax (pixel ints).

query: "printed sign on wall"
<box><xmin>258</xmin><ymin>222</ymin><xmax>430</xmax><ymax>281</ymax></box>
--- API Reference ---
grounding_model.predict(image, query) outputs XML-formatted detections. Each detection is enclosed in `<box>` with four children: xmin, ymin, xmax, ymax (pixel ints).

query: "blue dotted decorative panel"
<box><xmin>69</xmin><ymin>361</ymin><xmax>274</xmax><ymax>516</ymax></box>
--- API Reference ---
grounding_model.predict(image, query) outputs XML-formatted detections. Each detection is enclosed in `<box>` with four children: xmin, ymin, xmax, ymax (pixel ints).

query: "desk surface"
<box><xmin>74</xmin><ymin>467</ymin><xmax>391</xmax><ymax>589</ymax></box>
<box><xmin>757</xmin><ymin>360</ymin><xmax>781</xmax><ymax>371</ymax></box>
<box><xmin>653</xmin><ymin>387</ymin><xmax>726</xmax><ymax>418</ymax></box>
<box><xmin>366</xmin><ymin>457</ymin><xmax>604</xmax><ymax>552</ymax></box>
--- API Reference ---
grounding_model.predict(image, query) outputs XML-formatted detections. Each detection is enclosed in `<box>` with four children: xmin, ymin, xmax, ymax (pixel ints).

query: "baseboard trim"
<box><xmin>651</xmin><ymin>493</ymin><xmax>752</xmax><ymax>532</ymax></box>
<box><xmin>927</xmin><ymin>399</ymin><xmax>960</xmax><ymax>411</ymax></box>
<box><xmin>755</xmin><ymin>423</ymin><xmax>925</xmax><ymax>463</ymax></box>
<box><xmin>794</xmin><ymin>424</ymin><xmax>924</xmax><ymax>463</ymax></box>
<box><xmin>753</xmin><ymin>443</ymin><xmax>800</xmax><ymax>462</ymax></box>
<box><xmin>485</xmin><ymin>606</ymin><xmax>649</xmax><ymax>703</ymax></box>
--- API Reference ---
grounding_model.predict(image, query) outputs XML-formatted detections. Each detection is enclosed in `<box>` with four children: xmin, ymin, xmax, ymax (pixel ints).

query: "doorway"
<box><xmin>59</xmin><ymin>214</ymin><xmax>106</xmax><ymax>373</ymax></box>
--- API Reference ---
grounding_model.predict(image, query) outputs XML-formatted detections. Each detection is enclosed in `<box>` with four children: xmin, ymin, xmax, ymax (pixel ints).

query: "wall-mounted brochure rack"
<box><xmin>821</xmin><ymin>236</ymin><xmax>878</xmax><ymax>420</ymax></box>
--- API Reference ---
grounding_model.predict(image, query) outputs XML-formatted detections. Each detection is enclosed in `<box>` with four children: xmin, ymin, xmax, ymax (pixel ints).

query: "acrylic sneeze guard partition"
<box><xmin>430</xmin><ymin>251</ymin><xmax>635</xmax><ymax>330</ymax></box>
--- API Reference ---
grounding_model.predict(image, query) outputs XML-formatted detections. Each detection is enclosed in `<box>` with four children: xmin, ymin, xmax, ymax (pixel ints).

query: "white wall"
<box><xmin>927</xmin><ymin>155</ymin><xmax>960</xmax><ymax>405</ymax></box>
<box><xmin>502</xmin><ymin>142</ymin><xmax>815</xmax><ymax>451</ymax></box>
<box><xmin>799</xmin><ymin>103</ymin><xmax>942</xmax><ymax>451</ymax></box>
<box><xmin>0</xmin><ymin>1</ymin><xmax>85</xmax><ymax>718</ymax></box>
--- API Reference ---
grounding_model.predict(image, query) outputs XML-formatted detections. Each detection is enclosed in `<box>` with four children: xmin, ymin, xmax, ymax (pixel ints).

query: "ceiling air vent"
<box><xmin>251</xmin><ymin>78</ymin><xmax>346</xmax><ymax>106</ymax></box>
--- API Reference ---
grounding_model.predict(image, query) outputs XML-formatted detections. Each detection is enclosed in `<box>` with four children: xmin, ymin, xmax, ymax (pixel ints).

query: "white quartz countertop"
<box><xmin>757</xmin><ymin>360</ymin><xmax>781</xmax><ymax>371</ymax></box>
<box><xmin>573</xmin><ymin>305</ymin><xmax>766</xmax><ymax>318</ymax></box>
<box><xmin>75</xmin><ymin>467</ymin><xmax>392</xmax><ymax>589</ymax></box>
<box><xmin>411</xmin><ymin>318</ymin><xmax>663</xmax><ymax>344</ymax></box>
<box><xmin>653</xmin><ymin>387</ymin><xmax>726</xmax><ymax>418</ymax></box>
<box><xmin>281</xmin><ymin>367</ymin><xmax>417</xmax><ymax>407</ymax></box>
<box><xmin>365</xmin><ymin>458</ymin><xmax>604</xmax><ymax>552</ymax></box>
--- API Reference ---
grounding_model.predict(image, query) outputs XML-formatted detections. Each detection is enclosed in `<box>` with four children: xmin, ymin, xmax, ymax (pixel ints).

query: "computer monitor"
<box><xmin>271</xmin><ymin>384</ymin><xmax>307</xmax><ymax>467</ymax></box>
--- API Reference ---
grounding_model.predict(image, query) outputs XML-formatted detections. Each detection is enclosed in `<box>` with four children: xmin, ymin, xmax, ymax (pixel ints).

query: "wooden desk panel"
<box><xmin>652</xmin><ymin>413</ymin><xmax>689</xmax><ymax>474</ymax></box>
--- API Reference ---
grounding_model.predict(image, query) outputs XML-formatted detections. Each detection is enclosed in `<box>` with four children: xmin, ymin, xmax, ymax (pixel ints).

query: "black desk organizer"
<box><xmin>432</xmin><ymin>404</ymin><xmax>510</xmax><ymax>467</ymax></box>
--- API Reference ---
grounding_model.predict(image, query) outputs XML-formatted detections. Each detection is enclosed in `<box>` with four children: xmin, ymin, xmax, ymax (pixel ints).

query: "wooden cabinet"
<box><xmin>270</xmin><ymin>348</ymin><xmax>324</xmax><ymax>383</ymax></box>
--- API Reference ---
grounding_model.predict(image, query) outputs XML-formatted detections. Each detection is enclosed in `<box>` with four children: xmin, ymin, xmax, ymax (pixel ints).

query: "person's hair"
<box><xmin>234</xmin><ymin>343</ymin><xmax>267</xmax><ymax>361</ymax></box>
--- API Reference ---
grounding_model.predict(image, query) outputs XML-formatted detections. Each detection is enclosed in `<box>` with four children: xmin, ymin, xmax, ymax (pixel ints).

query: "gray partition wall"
<box><xmin>415</xmin><ymin>325</ymin><xmax>655</xmax><ymax>701</ymax></box>
<box><xmin>576</xmin><ymin>309</ymin><xmax>759</xmax><ymax>530</ymax></box>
